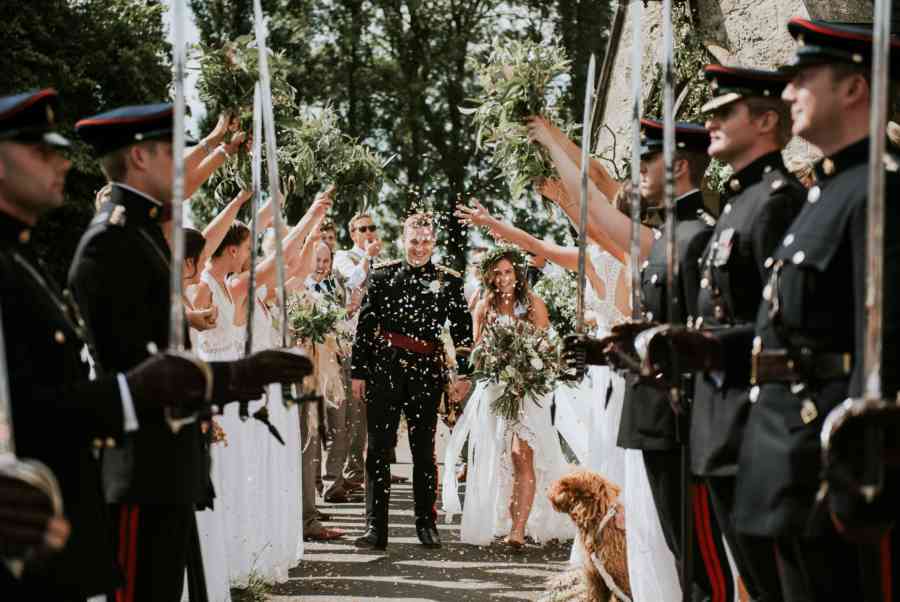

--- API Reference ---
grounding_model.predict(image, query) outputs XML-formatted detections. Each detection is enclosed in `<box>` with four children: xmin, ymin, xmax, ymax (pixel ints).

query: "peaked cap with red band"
<box><xmin>0</xmin><ymin>89</ymin><xmax>70</xmax><ymax>148</ymax></box>
<box><xmin>785</xmin><ymin>18</ymin><xmax>900</xmax><ymax>79</ymax></box>
<box><xmin>639</xmin><ymin>118</ymin><xmax>711</xmax><ymax>158</ymax></box>
<box><xmin>701</xmin><ymin>65</ymin><xmax>791</xmax><ymax>113</ymax></box>
<box><xmin>75</xmin><ymin>103</ymin><xmax>196</xmax><ymax>156</ymax></box>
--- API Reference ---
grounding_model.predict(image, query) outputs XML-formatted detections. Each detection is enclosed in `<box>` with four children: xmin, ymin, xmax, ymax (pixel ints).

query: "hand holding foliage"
<box><xmin>287</xmin><ymin>291</ymin><xmax>348</xmax><ymax>346</ymax></box>
<box><xmin>469</xmin><ymin>317</ymin><xmax>562</xmax><ymax>421</ymax></box>
<box><xmin>462</xmin><ymin>39</ymin><xmax>572</xmax><ymax>201</ymax></box>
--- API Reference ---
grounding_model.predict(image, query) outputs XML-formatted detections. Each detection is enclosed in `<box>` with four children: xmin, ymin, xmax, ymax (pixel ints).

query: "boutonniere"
<box><xmin>426</xmin><ymin>279</ymin><xmax>444</xmax><ymax>294</ymax></box>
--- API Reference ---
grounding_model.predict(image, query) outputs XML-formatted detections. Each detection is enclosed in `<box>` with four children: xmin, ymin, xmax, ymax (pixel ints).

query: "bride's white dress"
<box><xmin>442</xmin><ymin>306</ymin><xmax>575</xmax><ymax>546</ymax></box>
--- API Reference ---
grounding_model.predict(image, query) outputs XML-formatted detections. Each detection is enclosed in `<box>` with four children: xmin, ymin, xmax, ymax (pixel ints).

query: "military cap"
<box><xmin>0</xmin><ymin>89</ymin><xmax>70</xmax><ymax>148</ymax></box>
<box><xmin>639</xmin><ymin>118</ymin><xmax>711</xmax><ymax>158</ymax></box>
<box><xmin>75</xmin><ymin>103</ymin><xmax>196</xmax><ymax>156</ymax></box>
<box><xmin>701</xmin><ymin>65</ymin><xmax>791</xmax><ymax>113</ymax></box>
<box><xmin>785</xmin><ymin>18</ymin><xmax>900</xmax><ymax>79</ymax></box>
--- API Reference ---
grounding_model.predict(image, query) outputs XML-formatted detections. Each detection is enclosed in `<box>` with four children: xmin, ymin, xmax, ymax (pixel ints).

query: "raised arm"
<box><xmin>199</xmin><ymin>189</ymin><xmax>251</xmax><ymax>269</ymax></box>
<box><xmin>528</xmin><ymin>118</ymin><xmax>654</xmax><ymax>263</ymax></box>
<box><xmin>185</xmin><ymin>131</ymin><xmax>246</xmax><ymax>198</ymax></box>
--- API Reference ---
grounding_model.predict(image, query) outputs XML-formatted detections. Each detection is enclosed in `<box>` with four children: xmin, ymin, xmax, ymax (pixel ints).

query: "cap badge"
<box><xmin>45</xmin><ymin>105</ymin><xmax>55</xmax><ymax>125</ymax></box>
<box><xmin>729</xmin><ymin>179</ymin><xmax>741</xmax><ymax>192</ymax></box>
<box><xmin>823</xmin><ymin>158</ymin><xmax>835</xmax><ymax>176</ymax></box>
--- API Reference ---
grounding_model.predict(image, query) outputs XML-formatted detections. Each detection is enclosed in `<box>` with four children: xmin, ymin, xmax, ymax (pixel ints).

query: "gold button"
<box><xmin>696</xmin><ymin>317</ymin><xmax>704</xmax><ymax>329</ymax></box>
<box><xmin>771</xmin><ymin>179</ymin><xmax>784</xmax><ymax>190</ymax></box>
<box><xmin>730</xmin><ymin>179</ymin><xmax>741</xmax><ymax>192</ymax></box>
<box><xmin>149</xmin><ymin>207</ymin><xmax>159</xmax><ymax>219</ymax></box>
<box><xmin>764</xmin><ymin>257</ymin><xmax>774</xmax><ymax>269</ymax></box>
<box><xmin>723</xmin><ymin>204</ymin><xmax>732</xmax><ymax>214</ymax></box>
<box><xmin>651</xmin><ymin>274</ymin><xmax>659</xmax><ymax>284</ymax></box>
<box><xmin>763</xmin><ymin>284</ymin><xmax>773</xmax><ymax>301</ymax></box>
<box><xmin>764</xmin><ymin>165</ymin><xmax>773</xmax><ymax>174</ymax></box>
<box><xmin>105</xmin><ymin>438</ymin><xmax>116</xmax><ymax>448</ymax></box>
<box><xmin>752</xmin><ymin>336</ymin><xmax>762</xmax><ymax>353</ymax></box>
<box><xmin>823</xmin><ymin>158</ymin><xmax>835</xmax><ymax>176</ymax></box>
<box><xmin>645</xmin><ymin>312</ymin><xmax>654</xmax><ymax>321</ymax></box>
<box><xmin>792</xmin><ymin>251</ymin><xmax>806</xmax><ymax>265</ymax></box>
<box><xmin>701</xmin><ymin>278</ymin><xmax>709</xmax><ymax>289</ymax></box>
<box><xmin>54</xmin><ymin>330</ymin><xmax>65</xmax><ymax>344</ymax></box>
<box><xmin>783</xmin><ymin>234</ymin><xmax>795</xmax><ymax>247</ymax></box>
<box><xmin>749</xmin><ymin>386</ymin><xmax>760</xmax><ymax>403</ymax></box>
<box><xmin>18</xmin><ymin>229</ymin><xmax>30</xmax><ymax>244</ymax></box>
<box><xmin>92</xmin><ymin>438</ymin><xmax>103</xmax><ymax>449</ymax></box>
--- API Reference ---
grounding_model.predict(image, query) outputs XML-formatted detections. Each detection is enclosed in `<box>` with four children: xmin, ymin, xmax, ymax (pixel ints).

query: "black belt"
<box><xmin>751</xmin><ymin>349</ymin><xmax>853</xmax><ymax>385</ymax></box>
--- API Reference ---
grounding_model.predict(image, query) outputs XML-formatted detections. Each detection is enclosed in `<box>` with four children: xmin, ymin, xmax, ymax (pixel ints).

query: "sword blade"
<box><xmin>575</xmin><ymin>54</ymin><xmax>597</xmax><ymax>334</ymax></box>
<box><xmin>169</xmin><ymin>0</ymin><xmax>187</xmax><ymax>352</ymax></box>
<box><xmin>0</xmin><ymin>304</ymin><xmax>14</xmax><ymax>460</ymax></box>
<box><xmin>629</xmin><ymin>0</ymin><xmax>643</xmax><ymax>320</ymax></box>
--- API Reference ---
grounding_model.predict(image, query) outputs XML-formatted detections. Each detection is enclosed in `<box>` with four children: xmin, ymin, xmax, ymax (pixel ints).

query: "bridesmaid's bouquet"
<box><xmin>469</xmin><ymin>317</ymin><xmax>562</xmax><ymax>421</ymax></box>
<box><xmin>286</xmin><ymin>292</ymin><xmax>348</xmax><ymax>345</ymax></box>
<box><xmin>460</xmin><ymin>38</ymin><xmax>571</xmax><ymax>200</ymax></box>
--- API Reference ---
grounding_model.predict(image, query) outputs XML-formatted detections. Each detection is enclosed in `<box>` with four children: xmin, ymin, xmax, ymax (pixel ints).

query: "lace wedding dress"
<box><xmin>562</xmin><ymin>246</ymin><xmax>681</xmax><ymax>602</ymax></box>
<box><xmin>442</xmin><ymin>304</ymin><xmax>575</xmax><ymax>545</ymax></box>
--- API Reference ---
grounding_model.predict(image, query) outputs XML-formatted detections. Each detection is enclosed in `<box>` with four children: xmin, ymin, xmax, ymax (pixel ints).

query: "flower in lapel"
<box><xmin>427</xmin><ymin>279</ymin><xmax>443</xmax><ymax>294</ymax></box>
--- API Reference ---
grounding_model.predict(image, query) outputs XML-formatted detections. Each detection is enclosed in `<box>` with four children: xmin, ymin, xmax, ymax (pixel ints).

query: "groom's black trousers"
<box><xmin>364</xmin><ymin>348</ymin><xmax>444</xmax><ymax>535</ymax></box>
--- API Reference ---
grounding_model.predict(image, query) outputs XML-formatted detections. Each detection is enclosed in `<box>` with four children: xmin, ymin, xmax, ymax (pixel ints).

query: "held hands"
<box><xmin>351</xmin><ymin>378</ymin><xmax>366</xmax><ymax>401</ymax></box>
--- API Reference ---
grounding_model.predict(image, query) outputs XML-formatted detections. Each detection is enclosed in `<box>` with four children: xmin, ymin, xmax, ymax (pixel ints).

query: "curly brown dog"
<box><xmin>548</xmin><ymin>471</ymin><xmax>630</xmax><ymax>602</ymax></box>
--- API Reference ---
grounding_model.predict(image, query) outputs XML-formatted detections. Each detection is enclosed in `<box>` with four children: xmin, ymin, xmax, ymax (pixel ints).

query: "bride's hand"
<box><xmin>450</xmin><ymin>378</ymin><xmax>471</xmax><ymax>402</ymax></box>
<box><xmin>454</xmin><ymin>199</ymin><xmax>492</xmax><ymax>228</ymax></box>
<box><xmin>526</xmin><ymin>115</ymin><xmax>554</xmax><ymax>147</ymax></box>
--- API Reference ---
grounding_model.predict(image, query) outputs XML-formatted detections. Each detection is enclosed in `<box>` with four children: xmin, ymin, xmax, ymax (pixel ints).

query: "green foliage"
<box><xmin>533</xmin><ymin>271</ymin><xmax>577</xmax><ymax>337</ymax></box>
<box><xmin>287</xmin><ymin>290</ymin><xmax>348</xmax><ymax>345</ymax></box>
<box><xmin>644</xmin><ymin>3</ymin><xmax>716</xmax><ymax>123</ymax></box>
<box><xmin>0</xmin><ymin>0</ymin><xmax>171</xmax><ymax>283</ymax></box>
<box><xmin>463</xmin><ymin>39</ymin><xmax>572</xmax><ymax>201</ymax></box>
<box><xmin>470</xmin><ymin>318</ymin><xmax>562</xmax><ymax>421</ymax></box>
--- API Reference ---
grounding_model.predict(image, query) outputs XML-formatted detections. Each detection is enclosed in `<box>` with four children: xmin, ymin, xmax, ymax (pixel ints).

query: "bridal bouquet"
<box><xmin>469</xmin><ymin>317</ymin><xmax>562</xmax><ymax>421</ymax></box>
<box><xmin>533</xmin><ymin>272</ymin><xmax>578</xmax><ymax>337</ymax></box>
<box><xmin>286</xmin><ymin>291</ymin><xmax>348</xmax><ymax>345</ymax></box>
<box><xmin>461</xmin><ymin>38</ymin><xmax>572</xmax><ymax>200</ymax></box>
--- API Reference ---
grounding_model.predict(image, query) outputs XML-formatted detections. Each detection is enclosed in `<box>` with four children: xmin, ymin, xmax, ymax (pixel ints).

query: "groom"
<box><xmin>351</xmin><ymin>212</ymin><xmax>473</xmax><ymax>550</ymax></box>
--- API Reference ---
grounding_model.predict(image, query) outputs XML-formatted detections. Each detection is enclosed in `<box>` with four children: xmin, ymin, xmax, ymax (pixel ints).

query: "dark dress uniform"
<box><xmin>69</xmin><ymin>182</ymin><xmax>212</xmax><ymax>602</ymax></box>
<box><xmin>614</xmin><ymin>118</ymin><xmax>731</xmax><ymax>602</ymax></box>
<box><xmin>351</xmin><ymin>258</ymin><xmax>472</xmax><ymax>542</ymax></box>
<box><xmin>730</xmin><ymin>18</ymin><xmax>900</xmax><ymax>601</ymax></box>
<box><xmin>0</xmin><ymin>90</ymin><xmax>124</xmax><ymax>600</ymax></box>
<box><xmin>692</xmin><ymin>149</ymin><xmax>806</xmax><ymax>602</ymax></box>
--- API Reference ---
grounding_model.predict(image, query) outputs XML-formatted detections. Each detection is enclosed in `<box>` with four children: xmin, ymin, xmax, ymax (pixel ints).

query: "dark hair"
<box><xmin>675</xmin><ymin>150</ymin><xmax>712</xmax><ymax>188</ymax></box>
<box><xmin>319</xmin><ymin>219</ymin><xmax>336</xmax><ymax>233</ymax></box>
<box><xmin>212</xmin><ymin>222</ymin><xmax>250</xmax><ymax>258</ymax></box>
<box><xmin>184</xmin><ymin>227</ymin><xmax>206</xmax><ymax>265</ymax></box>
<box><xmin>480</xmin><ymin>248</ymin><xmax>532</xmax><ymax>313</ymax></box>
<box><xmin>744</xmin><ymin>96</ymin><xmax>793</xmax><ymax>147</ymax></box>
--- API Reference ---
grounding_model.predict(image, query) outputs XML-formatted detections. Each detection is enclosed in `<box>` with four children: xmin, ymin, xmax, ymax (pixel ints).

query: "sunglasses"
<box><xmin>355</xmin><ymin>225</ymin><xmax>378</xmax><ymax>233</ymax></box>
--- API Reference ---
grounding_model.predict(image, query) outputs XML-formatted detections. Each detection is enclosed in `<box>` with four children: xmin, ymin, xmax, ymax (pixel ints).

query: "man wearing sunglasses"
<box><xmin>333</xmin><ymin>212</ymin><xmax>382</xmax><ymax>291</ymax></box>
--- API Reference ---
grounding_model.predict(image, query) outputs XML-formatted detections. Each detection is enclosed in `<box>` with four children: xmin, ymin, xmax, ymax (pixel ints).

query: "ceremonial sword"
<box><xmin>575</xmin><ymin>55</ymin><xmax>597</xmax><ymax>333</ymax></box>
<box><xmin>629</xmin><ymin>0</ymin><xmax>643</xmax><ymax>320</ymax></box>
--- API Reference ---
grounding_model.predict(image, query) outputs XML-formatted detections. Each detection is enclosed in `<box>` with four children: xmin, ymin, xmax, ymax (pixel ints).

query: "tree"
<box><xmin>1</xmin><ymin>0</ymin><xmax>171</xmax><ymax>282</ymax></box>
<box><xmin>189</xmin><ymin>0</ymin><xmax>614</xmax><ymax>267</ymax></box>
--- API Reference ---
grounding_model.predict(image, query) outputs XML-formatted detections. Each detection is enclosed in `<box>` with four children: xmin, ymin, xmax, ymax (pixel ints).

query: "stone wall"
<box><xmin>595</xmin><ymin>0</ymin><xmax>874</xmax><ymax>175</ymax></box>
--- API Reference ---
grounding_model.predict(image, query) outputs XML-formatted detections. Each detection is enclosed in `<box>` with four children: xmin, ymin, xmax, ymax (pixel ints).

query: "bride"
<box><xmin>442</xmin><ymin>245</ymin><xmax>574</xmax><ymax>548</ymax></box>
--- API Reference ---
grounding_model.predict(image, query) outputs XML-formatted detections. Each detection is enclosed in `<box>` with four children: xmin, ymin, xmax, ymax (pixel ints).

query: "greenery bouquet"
<box><xmin>469</xmin><ymin>317</ymin><xmax>562</xmax><ymax>421</ymax></box>
<box><xmin>461</xmin><ymin>38</ymin><xmax>572</xmax><ymax>200</ymax></box>
<box><xmin>286</xmin><ymin>291</ymin><xmax>348</xmax><ymax>345</ymax></box>
<box><xmin>533</xmin><ymin>272</ymin><xmax>578</xmax><ymax>338</ymax></box>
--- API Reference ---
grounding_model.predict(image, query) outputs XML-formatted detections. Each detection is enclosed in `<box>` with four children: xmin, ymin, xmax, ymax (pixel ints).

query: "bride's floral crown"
<box><xmin>478</xmin><ymin>245</ymin><xmax>527</xmax><ymax>288</ymax></box>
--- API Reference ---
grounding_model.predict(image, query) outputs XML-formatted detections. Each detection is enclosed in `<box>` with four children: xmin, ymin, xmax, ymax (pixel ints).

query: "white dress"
<box><xmin>442</xmin><ymin>306</ymin><xmax>576</xmax><ymax>545</ymax></box>
<box><xmin>194</xmin><ymin>270</ymin><xmax>238</xmax><ymax>602</ymax></box>
<box><xmin>567</xmin><ymin>246</ymin><xmax>681</xmax><ymax>602</ymax></box>
<box><xmin>250</xmin><ymin>289</ymin><xmax>303</xmax><ymax>582</ymax></box>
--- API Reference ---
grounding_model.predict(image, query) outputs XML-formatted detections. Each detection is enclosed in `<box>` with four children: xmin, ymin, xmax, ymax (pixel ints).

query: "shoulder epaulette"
<box><xmin>696</xmin><ymin>209</ymin><xmax>716</xmax><ymax>228</ymax></box>
<box><xmin>373</xmin><ymin>259</ymin><xmax>402</xmax><ymax>270</ymax></box>
<box><xmin>435</xmin><ymin>264</ymin><xmax>462</xmax><ymax>278</ymax></box>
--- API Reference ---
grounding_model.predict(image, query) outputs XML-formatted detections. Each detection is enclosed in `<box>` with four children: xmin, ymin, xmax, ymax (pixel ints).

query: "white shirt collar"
<box><xmin>112</xmin><ymin>182</ymin><xmax>163</xmax><ymax>206</ymax></box>
<box><xmin>350</xmin><ymin>245</ymin><xmax>365</xmax><ymax>256</ymax></box>
<box><xmin>674</xmin><ymin>188</ymin><xmax>700</xmax><ymax>203</ymax></box>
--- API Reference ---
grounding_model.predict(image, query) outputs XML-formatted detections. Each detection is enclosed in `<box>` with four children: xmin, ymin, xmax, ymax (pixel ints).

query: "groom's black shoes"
<box><xmin>354</xmin><ymin>528</ymin><xmax>387</xmax><ymax>551</ymax></box>
<box><xmin>416</xmin><ymin>524</ymin><xmax>442</xmax><ymax>548</ymax></box>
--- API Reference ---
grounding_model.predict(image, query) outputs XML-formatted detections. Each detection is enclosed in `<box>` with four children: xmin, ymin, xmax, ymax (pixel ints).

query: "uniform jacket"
<box><xmin>68</xmin><ymin>184</ymin><xmax>209</xmax><ymax>505</ymax></box>
<box><xmin>691</xmin><ymin>152</ymin><xmax>805</xmax><ymax>477</ymax></box>
<box><xmin>351</xmin><ymin>259</ymin><xmax>473</xmax><ymax>386</ymax></box>
<box><xmin>0</xmin><ymin>212</ymin><xmax>122</xmax><ymax>597</ymax></box>
<box><xmin>733</xmin><ymin>138</ymin><xmax>900</xmax><ymax>536</ymax></box>
<box><xmin>617</xmin><ymin>190</ymin><xmax>714</xmax><ymax>451</ymax></box>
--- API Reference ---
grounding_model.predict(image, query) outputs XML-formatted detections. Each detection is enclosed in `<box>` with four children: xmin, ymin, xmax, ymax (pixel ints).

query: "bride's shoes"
<box><xmin>503</xmin><ymin>536</ymin><xmax>526</xmax><ymax>553</ymax></box>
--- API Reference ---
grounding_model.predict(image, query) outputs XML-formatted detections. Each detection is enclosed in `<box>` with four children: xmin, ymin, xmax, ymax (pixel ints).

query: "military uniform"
<box><xmin>614</xmin><ymin>119</ymin><xmax>734</xmax><ymax>600</ymax></box>
<box><xmin>351</xmin><ymin>258</ymin><xmax>472</xmax><ymax>544</ymax></box>
<box><xmin>730</xmin><ymin>19</ymin><xmax>900</xmax><ymax>600</ymax></box>
<box><xmin>690</xmin><ymin>66</ymin><xmax>807</xmax><ymax>601</ymax></box>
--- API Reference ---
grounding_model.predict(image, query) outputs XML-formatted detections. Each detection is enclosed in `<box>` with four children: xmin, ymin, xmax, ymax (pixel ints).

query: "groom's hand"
<box><xmin>352</xmin><ymin>378</ymin><xmax>366</xmax><ymax>401</ymax></box>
